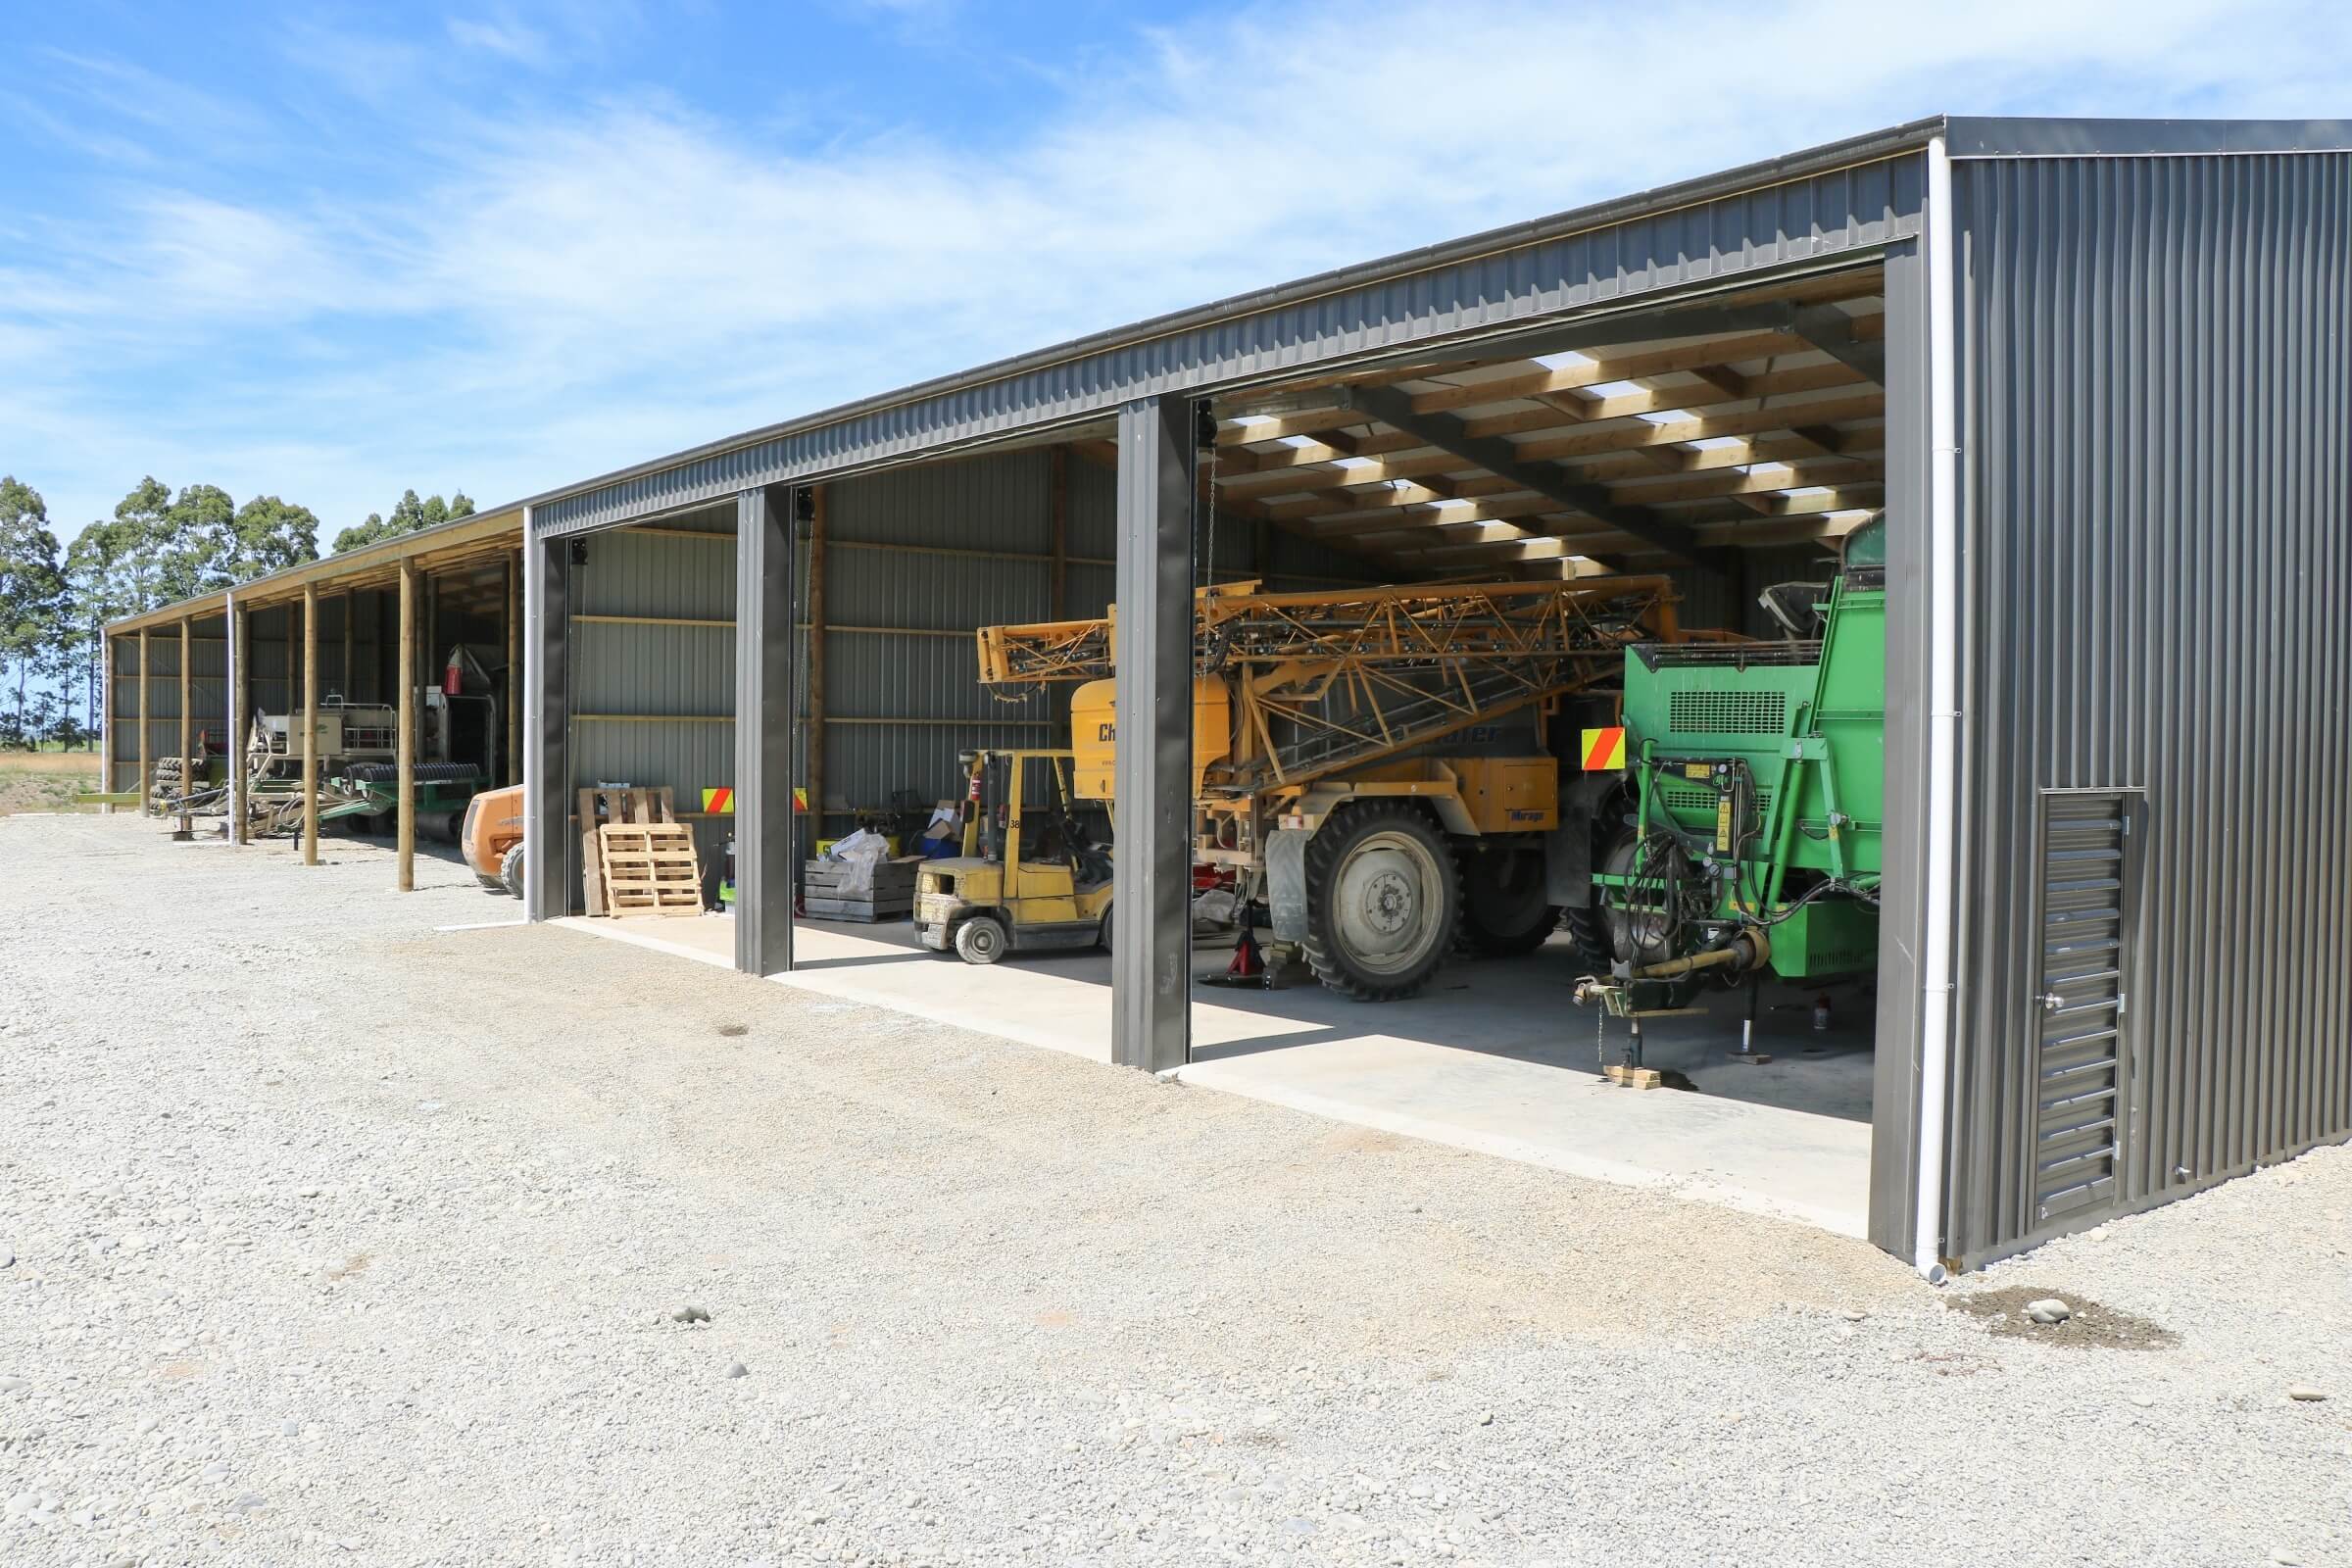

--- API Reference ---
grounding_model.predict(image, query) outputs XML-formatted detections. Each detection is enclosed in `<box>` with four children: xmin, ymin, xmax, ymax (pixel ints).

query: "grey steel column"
<box><xmin>735</xmin><ymin>483</ymin><xmax>797</xmax><ymax>977</ymax></box>
<box><xmin>1867</xmin><ymin>235</ymin><xmax>1935</xmax><ymax>1260</ymax></box>
<box><xmin>1110</xmin><ymin>398</ymin><xmax>1196</xmax><ymax>1072</ymax></box>
<box><xmin>225</xmin><ymin>592</ymin><xmax>248</xmax><ymax>844</ymax></box>
<box><xmin>521</xmin><ymin>509</ymin><xmax>572</xmax><ymax>922</ymax></box>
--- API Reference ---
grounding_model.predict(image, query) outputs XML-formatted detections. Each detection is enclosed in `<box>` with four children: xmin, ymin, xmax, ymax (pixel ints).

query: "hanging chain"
<box><xmin>1199</xmin><ymin>404</ymin><xmax>1220</xmax><ymax>682</ymax></box>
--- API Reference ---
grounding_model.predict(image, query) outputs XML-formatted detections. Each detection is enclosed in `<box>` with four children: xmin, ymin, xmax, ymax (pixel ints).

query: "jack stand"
<box><xmin>1601</xmin><ymin>1013</ymin><xmax>1663</xmax><ymax>1090</ymax></box>
<box><xmin>1728</xmin><ymin>972</ymin><xmax>1773</xmax><ymax>1064</ymax></box>
<box><xmin>171</xmin><ymin>802</ymin><xmax>195</xmax><ymax>844</ymax></box>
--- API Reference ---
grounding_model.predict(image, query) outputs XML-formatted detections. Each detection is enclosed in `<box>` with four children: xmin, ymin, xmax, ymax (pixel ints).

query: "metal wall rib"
<box><xmin>569</xmin><ymin>524</ymin><xmax>739</xmax><ymax>868</ymax></box>
<box><xmin>1946</xmin><ymin>150</ymin><xmax>2352</xmax><ymax>1266</ymax></box>
<box><xmin>822</xmin><ymin>450</ymin><xmax>1084</xmax><ymax>822</ymax></box>
<box><xmin>537</xmin><ymin>158</ymin><xmax>1924</xmax><ymax>536</ymax></box>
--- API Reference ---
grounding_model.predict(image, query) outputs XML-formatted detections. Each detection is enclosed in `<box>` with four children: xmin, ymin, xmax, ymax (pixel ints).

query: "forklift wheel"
<box><xmin>499</xmin><ymin>840</ymin><xmax>525</xmax><ymax>899</ymax></box>
<box><xmin>954</xmin><ymin>915</ymin><xmax>1008</xmax><ymax>965</ymax></box>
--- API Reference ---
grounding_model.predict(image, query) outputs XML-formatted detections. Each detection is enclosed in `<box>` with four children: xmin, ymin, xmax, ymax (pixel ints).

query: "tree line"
<box><xmin>0</xmin><ymin>476</ymin><xmax>473</xmax><ymax>750</ymax></box>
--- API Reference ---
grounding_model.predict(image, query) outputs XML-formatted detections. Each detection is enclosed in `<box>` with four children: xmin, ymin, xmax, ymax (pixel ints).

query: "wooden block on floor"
<box><xmin>1602</xmin><ymin>1063</ymin><xmax>1663</xmax><ymax>1091</ymax></box>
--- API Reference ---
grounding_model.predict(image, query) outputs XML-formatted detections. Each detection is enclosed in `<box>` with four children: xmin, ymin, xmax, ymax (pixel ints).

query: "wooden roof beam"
<box><xmin>1459</xmin><ymin>361</ymin><xmax>1865</xmax><ymax>440</ymax></box>
<box><xmin>1510</xmin><ymin>391</ymin><xmax>1885</xmax><ymax>465</ymax></box>
<box><xmin>1790</xmin><ymin>304</ymin><xmax>1886</xmax><ymax>384</ymax></box>
<box><xmin>1354</xmin><ymin>385</ymin><xmax>1717</xmax><ymax>574</ymax></box>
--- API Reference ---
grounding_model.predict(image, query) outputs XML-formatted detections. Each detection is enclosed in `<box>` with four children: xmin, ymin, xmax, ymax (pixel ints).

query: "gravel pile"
<box><xmin>3</xmin><ymin>814</ymin><xmax>2347</xmax><ymax>1566</ymax></box>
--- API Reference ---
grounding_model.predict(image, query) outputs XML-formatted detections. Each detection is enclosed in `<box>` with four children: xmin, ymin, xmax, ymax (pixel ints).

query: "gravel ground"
<box><xmin>3</xmin><ymin>812</ymin><xmax>2348</xmax><ymax>1567</ymax></box>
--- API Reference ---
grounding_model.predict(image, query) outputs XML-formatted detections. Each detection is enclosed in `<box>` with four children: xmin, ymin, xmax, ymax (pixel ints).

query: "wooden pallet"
<box><xmin>599</xmin><ymin>821</ymin><xmax>703</xmax><ymax>917</ymax></box>
<box><xmin>1601</xmin><ymin>1063</ymin><xmax>1663</xmax><ymax>1091</ymax></box>
<box><xmin>580</xmin><ymin>787</ymin><xmax>676</xmax><ymax>916</ymax></box>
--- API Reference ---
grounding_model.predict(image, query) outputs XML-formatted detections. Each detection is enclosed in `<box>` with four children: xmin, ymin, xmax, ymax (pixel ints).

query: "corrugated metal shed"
<box><xmin>1940</xmin><ymin>147</ymin><xmax>2352</xmax><ymax>1266</ymax></box>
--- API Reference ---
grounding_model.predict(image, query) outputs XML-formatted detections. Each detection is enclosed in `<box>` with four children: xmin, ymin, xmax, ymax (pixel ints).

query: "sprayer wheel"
<box><xmin>1301</xmin><ymin>803</ymin><xmax>1460</xmax><ymax>1002</ymax></box>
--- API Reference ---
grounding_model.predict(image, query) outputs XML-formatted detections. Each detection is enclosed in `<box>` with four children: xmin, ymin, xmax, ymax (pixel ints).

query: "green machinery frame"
<box><xmin>1592</xmin><ymin>526</ymin><xmax>1886</xmax><ymax>990</ymax></box>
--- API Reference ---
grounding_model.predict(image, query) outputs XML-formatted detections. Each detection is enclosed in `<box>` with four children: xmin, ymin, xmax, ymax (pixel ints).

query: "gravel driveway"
<box><xmin>3</xmin><ymin>814</ymin><xmax>2347</xmax><ymax>1567</ymax></box>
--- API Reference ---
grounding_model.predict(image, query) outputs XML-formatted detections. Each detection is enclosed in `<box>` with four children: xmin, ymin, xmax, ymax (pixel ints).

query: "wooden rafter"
<box><xmin>1457</xmin><ymin>362</ymin><xmax>1866</xmax><ymax>440</ymax></box>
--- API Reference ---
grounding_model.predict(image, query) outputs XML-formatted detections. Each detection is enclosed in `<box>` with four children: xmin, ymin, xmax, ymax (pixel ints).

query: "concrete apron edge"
<box><xmin>1166</xmin><ymin>1063</ymin><xmax>1867</xmax><ymax>1240</ymax></box>
<box><xmin>545</xmin><ymin>916</ymin><xmax>1868</xmax><ymax>1241</ymax></box>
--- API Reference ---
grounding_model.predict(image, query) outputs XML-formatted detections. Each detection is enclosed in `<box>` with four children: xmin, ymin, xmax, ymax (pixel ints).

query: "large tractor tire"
<box><xmin>1458</xmin><ymin>843</ymin><xmax>1557</xmax><ymax>957</ymax></box>
<box><xmin>1560</xmin><ymin>906</ymin><xmax>1614</xmax><ymax>972</ymax></box>
<box><xmin>1559</xmin><ymin>784</ymin><xmax>1632</xmax><ymax>973</ymax></box>
<box><xmin>1302</xmin><ymin>803</ymin><xmax>1460</xmax><ymax>1002</ymax></box>
<box><xmin>498</xmin><ymin>840</ymin><xmax>525</xmax><ymax>900</ymax></box>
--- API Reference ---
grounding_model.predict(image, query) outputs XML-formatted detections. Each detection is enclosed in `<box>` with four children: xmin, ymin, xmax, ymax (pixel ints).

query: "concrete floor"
<box><xmin>560</xmin><ymin>911</ymin><xmax>1877</xmax><ymax>1238</ymax></box>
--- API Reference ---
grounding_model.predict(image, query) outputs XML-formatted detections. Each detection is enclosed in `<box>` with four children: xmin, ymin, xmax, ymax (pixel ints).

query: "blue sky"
<box><xmin>4</xmin><ymin>0</ymin><xmax>2348</xmax><ymax>546</ymax></box>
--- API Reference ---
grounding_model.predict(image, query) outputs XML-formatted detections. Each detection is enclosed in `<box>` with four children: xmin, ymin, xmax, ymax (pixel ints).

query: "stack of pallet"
<box><xmin>601</xmin><ymin>822</ymin><xmax>704</xmax><ymax>917</ymax></box>
<box><xmin>579</xmin><ymin>787</ymin><xmax>705</xmax><ymax>918</ymax></box>
<box><xmin>803</xmin><ymin>857</ymin><xmax>920</xmax><ymax>922</ymax></box>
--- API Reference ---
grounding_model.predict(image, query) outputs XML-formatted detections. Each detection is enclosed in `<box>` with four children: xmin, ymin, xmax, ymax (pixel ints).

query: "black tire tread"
<box><xmin>1301</xmin><ymin>802</ymin><xmax>1461</xmax><ymax>1002</ymax></box>
<box><xmin>1560</xmin><ymin>904</ymin><xmax>1612</xmax><ymax>972</ymax></box>
<box><xmin>1457</xmin><ymin>844</ymin><xmax>1557</xmax><ymax>957</ymax></box>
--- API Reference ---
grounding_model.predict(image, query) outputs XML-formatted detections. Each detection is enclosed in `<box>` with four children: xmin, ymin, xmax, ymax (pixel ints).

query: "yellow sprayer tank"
<box><xmin>1069</xmin><ymin>677</ymin><xmax>1231</xmax><ymax>801</ymax></box>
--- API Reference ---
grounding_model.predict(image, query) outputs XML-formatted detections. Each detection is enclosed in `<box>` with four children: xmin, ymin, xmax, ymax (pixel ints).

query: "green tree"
<box><xmin>107</xmin><ymin>476</ymin><xmax>174</xmax><ymax>609</ymax></box>
<box><xmin>0</xmin><ymin>477</ymin><xmax>65</xmax><ymax>746</ymax></box>
<box><xmin>331</xmin><ymin>487</ymin><xmax>477</xmax><ymax>554</ymax></box>
<box><xmin>158</xmin><ymin>482</ymin><xmax>235</xmax><ymax>601</ymax></box>
<box><xmin>223</xmin><ymin>495</ymin><xmax>320</xmax><ymax>581</ymax></box>
<box><xmin>64</xmin><ymin>514</ymin><xmax>141</xmax><ymax>744</ymax></box>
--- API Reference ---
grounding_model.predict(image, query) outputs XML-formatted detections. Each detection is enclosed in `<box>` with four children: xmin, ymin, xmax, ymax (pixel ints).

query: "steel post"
<box><xmin>227</xmin><ymin>594</ymin><xmax>248</xmax><ymax>844</ymax></box>
<box><xmin>735</xmin><ymin>484</ymin><xmax>797</xmax><ymax>977</ymax></box>
<box><xmin>1110</xmin><ymin>396</ymin><xmax>1196</xmax><ymax>1073</ymax></box>
<box><xmin>521</xmin><ymin>511</ymin><xmax>571</xmax><ymax>921</ymax></box>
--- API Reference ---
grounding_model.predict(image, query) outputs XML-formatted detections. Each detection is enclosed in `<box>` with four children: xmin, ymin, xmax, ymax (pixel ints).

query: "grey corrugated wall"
<box><xmin>568</xmin><ymin>521</ymin><xmax>738</xmax><ymax>869</ymax></box>
<box><xmin>823</xmin><ymin>451</ymin><xmax>1086</xmax><ymax>824</ymax></box>
<box><xmin>1943</xmin><ymin>150</ymin><xmax>2352</xmax><ymax>1266</ymax></box>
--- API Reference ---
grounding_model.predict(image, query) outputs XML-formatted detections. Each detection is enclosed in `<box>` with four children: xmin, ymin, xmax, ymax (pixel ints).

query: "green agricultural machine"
<box><xmin>1576</xmin><ymin>516</ymin><xmax>1886</xmax><ymax>1032</ymax></box>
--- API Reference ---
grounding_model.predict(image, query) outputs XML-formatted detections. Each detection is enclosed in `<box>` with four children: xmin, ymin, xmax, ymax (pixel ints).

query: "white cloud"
<box><xmin>6</xmin><ymin>0</ymin><xmax>2350</xmax><ymax>537</ymax></box>
<box><xmin>447</xmin><ymin>15</ymin><xmax>554</xmax><ymax>67</ymax></box>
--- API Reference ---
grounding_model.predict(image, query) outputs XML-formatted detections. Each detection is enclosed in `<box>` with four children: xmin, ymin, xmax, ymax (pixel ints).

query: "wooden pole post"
<box><xmin>505</xmin><ymin>551</ymin><xmax>521</xmax><ymax>786</ymax></box>
<box><xmin>398</xmin><ymin>563</ymin><xmax>416</xmax><ymax>892</ymax></box>
<box><xmin>342</xmin><ymin>590</ymin><xmax>355</xmax><ymax>702</ymax></box>
<box><xmin>177</xmin><ymin>618</ymin><xmax>192</xmax><ymax>794</ymax></box>
<box><xmin>135</xmin><ymin>628</ymin><xmax>149</xmax><ymax>815</ymax></box>
<box><xmin>422</xmin><ymin>573</ymin><xmax>437</xmax><ymax>692</ymax></box>
<box><xmin>229</xmin><ymin>602</ymin><xmax>250</xmax><ymax>844</ymax></box>
<box><xmin>302</xmin><ymin>583</ymin><xmax>320</xmax><ymax>866</ymax></box>
<box><xmin>806</xmin><ymin>486</ymin><xmax>827</xmax><ymax>832</ymax></box>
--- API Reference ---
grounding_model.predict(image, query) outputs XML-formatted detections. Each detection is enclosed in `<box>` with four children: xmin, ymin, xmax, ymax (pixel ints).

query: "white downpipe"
<box><xmin>1913</xmin><ymin>135</ymin><xmax>1959</xmax><ymax>1284</ymax></box>
<box><xmin>518</xmin><ymin>504</ymin><xmax>545</xmax><ymax>922</ymax></box>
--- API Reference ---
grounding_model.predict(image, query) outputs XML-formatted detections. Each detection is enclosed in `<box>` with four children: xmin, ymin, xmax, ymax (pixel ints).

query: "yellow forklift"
<box><xmin>913</xmin><ymin>748</ymin><xmax>1114</xmax><ymax>964</ymax></box>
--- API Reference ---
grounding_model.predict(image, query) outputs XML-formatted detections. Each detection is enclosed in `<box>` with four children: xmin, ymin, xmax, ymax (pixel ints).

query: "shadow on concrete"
<box><xmin>794</xmin><ymin>915</ymin><xmax>1877</xmax><ymax>1125</ymax></box>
